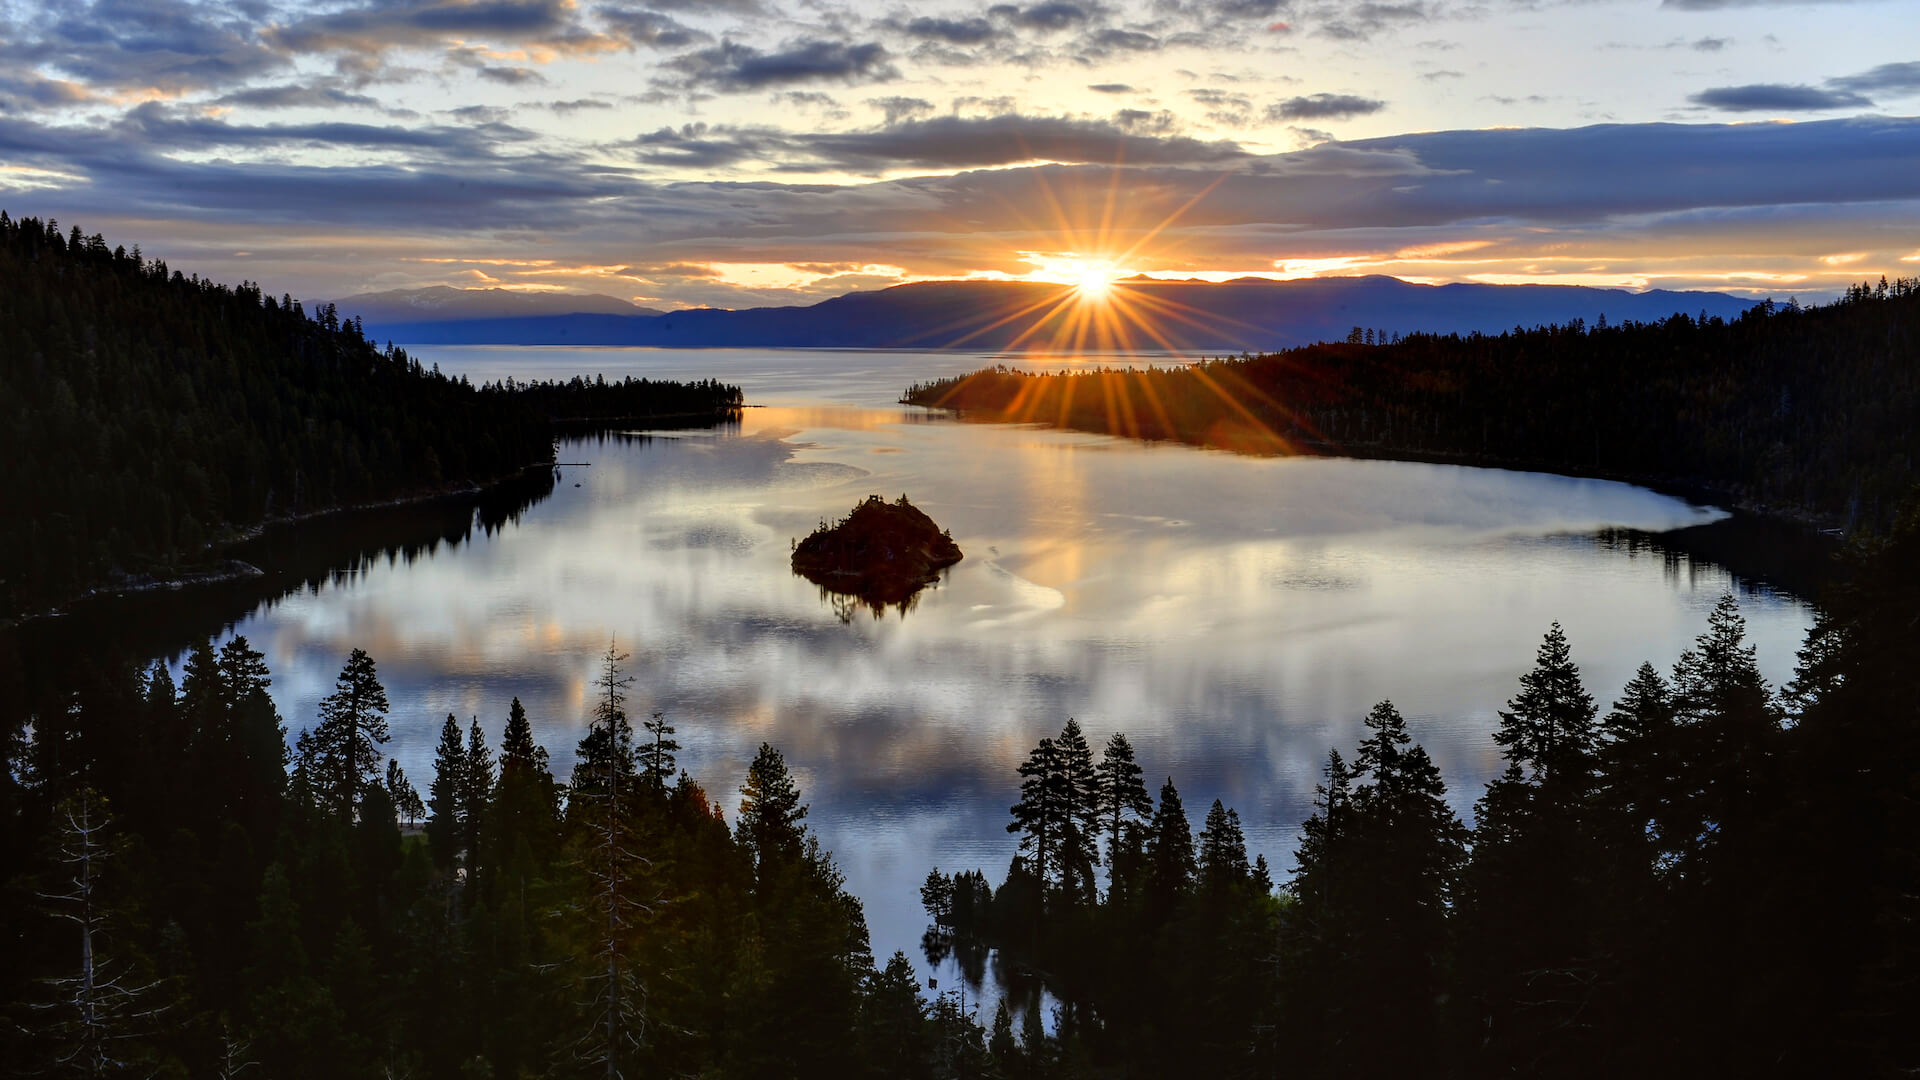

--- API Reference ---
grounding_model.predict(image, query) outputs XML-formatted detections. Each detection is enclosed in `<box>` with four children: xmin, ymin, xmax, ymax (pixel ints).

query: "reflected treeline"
<box><xmin>1591</xmin><ymin>510</ymin><xmax>1839</xmax><ymax>599</ymax></box>
<box><xmin>0</xmin><ymin>466</ymin><xmax>555</xmax><ymax>718</ymax></box>
<box><xmin>910</xmin><ymin>503</ymin><xmax>1920</xmax><ymax>1077</ymax></box>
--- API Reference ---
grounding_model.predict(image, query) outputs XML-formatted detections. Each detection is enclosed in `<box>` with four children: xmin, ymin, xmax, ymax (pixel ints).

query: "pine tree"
<box><xmin>308</xmin><ymin>649</ymin><xmax>390</xmax><ymax>820</ymax></box>
<box><xmin>638</xmin><ymin>711</ymin><xmax>678</xmax><ymax>790</ymax></box>
<box><xmin>1143</xmin><ymin>777</ymin><xmax>1195</xmax><ymax>916</ymax></box>
<box><xmin>1007</xmin><ymin>735</ymin><xmax>1065</xmax><ymax>895</ymax></box>
<box><xmin>463</xmin><ymin>718</ymin><xmax>494</xmax><ymax>884</ymax></box>
<box><xmin>427</xmin><ymin>714</ymin><xmax>467</xmax><ymax>871</ymax></box>
<box><xmin>567</xmin><ymin>642</ymin><xmax>653</xmax><ymax>1080</ymax></box>
<box><xmin>385</xmin><ymin>760</ymin><xmax>424</xmax><ymax>827</ymax></box>
<box><xmin>1599</xmin><ymin>662</ymin><xmax>1679</xmax><ymax>862</ymax></box>
<box><xmin>988</xmin><ymin>1000</ymin><xmax>1018</xmax><ymax>1071</ymax></box>
<box><xmin>1054</xmin><ymin>719</ymin><xmax>1100</xmax><ymax>904</ymax></box>
<box><xmin>33</xmin><ymin>784</ymin><xmax>163</xmax><ymax>1078</ymax></box>
<box><xmin>1197</xmin><ymin>799</ymin><xmax>1250</xmax><ymax>894</ymax></box>
<box><xmin>499</xmin><ymin>697</ymin><xmax>541</xmax><ymax>778</ymax></box>
<box><xmin>1495</xmin><ymin>622</ymin><xmax>1599</xmax><ymax>800</ymax></box>
<box><xmin>574</xmin><ymin>641</ymin><xmax>636</xmax><ymax>794</ymax></box>
<box><xmin>1094</xmin><ymin>731</ymin><xmax>1151</xmax><ymax>883</ymax></box>
<box><xmin>738</xmin><ymin>742</ymin><xmax>808</xmax><ymax>883</ymax></box>
<box><xmin>1668</xmin><ymin>594</ymin><xmax>1781</xmax><ymax>869</ymax></box>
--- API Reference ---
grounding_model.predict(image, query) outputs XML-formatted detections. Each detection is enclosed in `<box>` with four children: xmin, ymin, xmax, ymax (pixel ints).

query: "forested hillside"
<box><xmin>0</xmin><ymin>213</ymin><xmax>739</xmax><ymax>616</ymax></box>
<box><xmin>905</xmin><ymin>280</ymin><xmax>1920</xmax><ymax>530</ymax></box>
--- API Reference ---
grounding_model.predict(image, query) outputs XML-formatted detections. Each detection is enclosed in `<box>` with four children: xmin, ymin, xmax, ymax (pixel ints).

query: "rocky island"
<box><xmin>792</xmin><ymin>495</ymin><xmax>963</xmax><ymax>617</ymax></box>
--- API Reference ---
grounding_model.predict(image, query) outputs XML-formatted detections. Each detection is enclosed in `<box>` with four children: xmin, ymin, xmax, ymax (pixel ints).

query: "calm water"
<box><xmin>171</xmin><ymin>347</ymin><xmax>1818</xmax><ymax>982</ymax></box>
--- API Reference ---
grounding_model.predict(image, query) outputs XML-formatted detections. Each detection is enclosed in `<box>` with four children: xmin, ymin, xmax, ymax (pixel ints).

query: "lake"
<box><xmin>116</xmin><ymin>347</ymin><xmax>1826</xmax><ymax>985</ymax></box>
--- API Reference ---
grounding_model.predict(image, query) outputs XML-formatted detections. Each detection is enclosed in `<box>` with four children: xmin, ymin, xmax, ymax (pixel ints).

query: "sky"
<box><xmin>1</xmin><ymin>0</ymin><xmax>1917</xmax><ymax>309</ymax></box>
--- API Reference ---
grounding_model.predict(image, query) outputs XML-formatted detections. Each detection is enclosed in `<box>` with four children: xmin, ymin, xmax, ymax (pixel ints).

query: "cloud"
<box><xmin>801</xmin><ymin>112</ymin><xmax>1246</xmax><ymax>170</ymax></box>
<box><xmin>868</xmin><ymin>96</ymin><xmax>936</xmax><ymax>124</ymax></box>
<box><xmin>479</xmin><ymin>65</ymin><xmax>546</xmax><ymax>85</ymax></box>
<box><xmin>267</xmin><ymin>0</ymin><xmax>583</xmax><ymax>56</ymax></box>
<box><xmin>0</xmin><ymin>72</ymin><xmax>97</xmax><ymax>111</ymax></box>
<box><xmin>1</xmin><ymin>0</ymin><xmax>287</xmax><ymax>93</ymax></box>
<box><xmin>1689</xmin><ymin>84</ymin><xmax>1872</xmax><ymax>111</ymax></box>
<box><xmin>1828</xmin><ymin>61</ymin><xmax>1920</xmax><ymax>96</ymax></box>
<box><xmin>210</xmin><ymin>83</ymin><xmax>389</xmax><ymax>111</ymax></box>
<box><xmin>894</xmin><ymin>15</ymin><xmax>1003</xmax><ymax>45</ymax></box>
<box><xmin>1315</xmin><ymin>1</ymin><xmax>1427</xmax><ymax>41</ymax></box>
<box><xmin>992</xmin><ymin>2</ymin><xmax>1099</xmax><ymax>30</ymax></box>
<box><xmin>1268</xmin><ymin>93</ymin><xmax>1387</xmax><ymax>120</ymax></box>
<box><xmin>1088</xmin><ymin>83</ymin><xmax>1135</xmax><ymax>93</ymax></box>
<box><xmin>1691</xmin><ymin>36</ymin><xmax>1729</xmax><ymax>51</ymax></box>
<box><xmin>596</xmin><ymin>7</ymin><xmax>710</xmax><ymax>49</ymax></box>
<box><xmin>664</xmin><ymin>39</ymin><xmax>899</xmax><ymax>93</ymax></box>
<box><xmin>10</xmin><ymin>114</ymin><xmax>1920</xmax><ymax>311</ymax></box>
<box><xmin>1660</xmin><ymin>0</ymin><xmax>1871</xmax><ymax>7</ymax></box>
<box><xmin>106</xmin><ymin>101</ymin><xmax>534</xmax><ymax>157</ymax></box>
<box><xmin>1156</xmin><ymin>0</ymin><xmax>1287</xmax><ymax>18</ymax></box>
<box><xmin>1084</xmin><ymin>28</ymin><xmax>1161</xmax><ymax>53</ymax></box>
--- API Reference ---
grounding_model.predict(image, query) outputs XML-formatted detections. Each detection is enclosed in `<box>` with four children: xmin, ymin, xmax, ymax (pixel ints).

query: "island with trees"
<box><xmin>791</xmin><ymin>494</ymin><xmax>963</xmax><ymax>617</ymax></box>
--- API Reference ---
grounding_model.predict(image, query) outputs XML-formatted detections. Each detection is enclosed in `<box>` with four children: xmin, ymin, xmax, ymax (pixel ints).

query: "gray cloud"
<box><xmin>267</xmin><ymin>0</ymin><xmax>582</xmax><ymax>55</ymax></box>
<box><xmin>895</xmin><ymin>15</ymin><xmax>1002</xmax><ymax>45</ymax></box>
<box><xmin>596</xmin><ymin>6</ymin><xmax>710</xmax><ymax>49</ymax></box>
<box><xmin>1268</xmin><ymin>93</ymin><xmax>1387</xmax><ymax>120</ymax></box>
<box><xmin>1086</xmin><ymin>27</ymin><xmax>1161</xmax><ymax>52</ymax></box>
<box><xmin>0</xmin><ymin>72</ymin><xmax>96</xmax><ymax>111</ymax></box>
<box><xmin>868</xmin><ymin>96</ymin><xmax>937</xmax><ymax>124</ymax></box>
<box><xmin>1088</xmin><ymin>82</ymin><xmax>1135</xmax><ymax>93</ymax></box>
<box><xmin>992</xmin><ymin>2</ymin><xmax>1099</xmax><ymax>30</ymax></box>
<box><xmin>1315</xmin><ymin>1</ymin><xmax>1426</xmax><ymax>41</ymax></box>
<box><xmin>664</xmin><ymin>39</ymin><xmax>899</xmax><ymax>93</ymax></box>
<box><xmin>1</xmin><ymin>0</ymin><xmax>287</xmax><ymax>93</ymax></box>
<box><xmin>1689</xmin><ymin>83</ymin><xmax>1872</xmax><ymax>111</ymax></box>
<box><xmin>1156</xmin><ymin>0</ymin><xmax>1288</xmax><ymax>18</ymax></box>
<box><xmin>800</xmin><ymin>112</ymin><xmax>1247</xmax><ymax>169</ymax></box>
<box><xmin>1661</xmin><ymin>0</ymin><xmax>1870</xmax><ymax>7</ymax></box>
<box><xmin>1691</xmin><ymin>36</ymin><xmax>1729</xmax><ymax>51</ymax></box>
<box><xmin>210</xmin><ymin>83</ymin><xmax>388</xmax><ymax>111</ymax></box>
<box><xmin>479</xmin><ymin>65</ymin><xmax>546</xmax><ymax>85</ymax></box>
<box><xmin>1828</xmin><ymin>61</ymin><xmax>1920</xmax><ymax>96</ymax></box>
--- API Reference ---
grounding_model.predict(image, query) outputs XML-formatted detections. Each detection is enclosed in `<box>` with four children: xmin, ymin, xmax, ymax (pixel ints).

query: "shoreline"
<box><xmin>6</xmin><ymin>462</ymin><xmax>556</xmax><ymax>628</ymax></box>
<box><xmin>905</xmin><ymin>399</ymin><xmax>1850</xmax><ymax>538</ymax></box>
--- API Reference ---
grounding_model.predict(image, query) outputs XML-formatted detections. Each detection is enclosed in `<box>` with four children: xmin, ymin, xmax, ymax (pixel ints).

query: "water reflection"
<box><xmin>16</xmin><ymin>350</ymin><xmax>1821</xmax><ymax>995</ymax></box>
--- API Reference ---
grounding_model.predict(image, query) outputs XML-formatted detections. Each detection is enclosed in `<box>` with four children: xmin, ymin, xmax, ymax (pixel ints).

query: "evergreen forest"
<box><xmin>904</xmin><ymin>279</ymin><xmax>1920</xmax><ymax>531</ymax></box>
<box><xmin>0</xmin><ymin>212</ymin><xmax>742</xmax><ymax>617</ymax></box>
<box><xmin>0</xmin><ymin>503</ymin><xmax>1915</xmax><ymax>1077</ymax></box>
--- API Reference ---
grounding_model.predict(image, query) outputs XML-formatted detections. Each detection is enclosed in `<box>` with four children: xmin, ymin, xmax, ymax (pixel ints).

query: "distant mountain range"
<box><xmin>338</xmin><ymin>277</ymin><xmax>1757</xmax><ymax>352</ymax></box>
<box><xmin>336</xmin><ymin>286</ymin><xmax>659</xmax><ymax>325</ymax></box>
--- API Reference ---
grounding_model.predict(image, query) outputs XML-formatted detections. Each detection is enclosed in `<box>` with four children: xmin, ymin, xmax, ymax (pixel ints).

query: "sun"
<box><xmin>1073</xmin><ymin>263</ymin><xmax>1118</xmax><ymax>299</ymax></box>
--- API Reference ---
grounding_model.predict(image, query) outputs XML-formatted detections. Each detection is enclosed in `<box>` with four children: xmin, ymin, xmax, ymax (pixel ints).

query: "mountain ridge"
<box><xmin>345</xmin><ymin>276</ymin><xmax>1758</xmax><ymax>351</ymax></box>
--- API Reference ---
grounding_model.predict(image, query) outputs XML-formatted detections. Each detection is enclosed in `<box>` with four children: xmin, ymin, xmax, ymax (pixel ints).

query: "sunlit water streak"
<box><xmin>201</xmin><ymin>347</ymin><xmax>1815</xmax><ymax>991</ymax></box>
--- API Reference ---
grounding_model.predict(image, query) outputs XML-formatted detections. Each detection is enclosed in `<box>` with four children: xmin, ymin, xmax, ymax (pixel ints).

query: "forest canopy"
<box><xmin>0</xmin><ymin>212</ymin><xmax>741</xmax><ymax>616</ymax></box>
